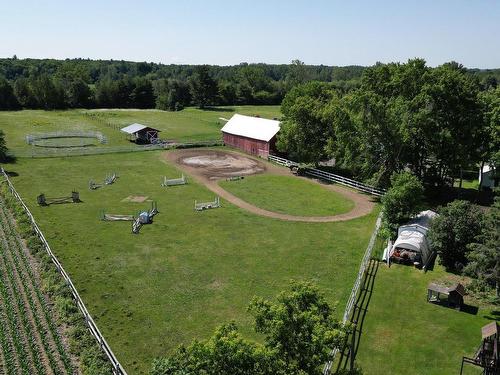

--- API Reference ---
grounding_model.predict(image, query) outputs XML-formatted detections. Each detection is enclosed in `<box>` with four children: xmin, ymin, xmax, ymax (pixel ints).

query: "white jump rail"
<box><xmin>267</xmin><ymin>155</ymin><xmax>386</xmax><ymax>197</ymax></box>
<box><xmin>322</xmin><ymin>213</ymin><xmax>382</xmax><ymax>375</ymax></box>
<box><xmin>0</xmin><ymin>167</ymin><xmax>128</xmax><ymax>375</ymax></box>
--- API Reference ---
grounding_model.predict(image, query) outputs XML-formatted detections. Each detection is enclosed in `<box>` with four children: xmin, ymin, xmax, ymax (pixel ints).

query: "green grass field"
<box><xmin>5</xmin><ymin>150</ymin><xmax>378</xmax><ymax>374</ymax></box>
<box><xmin>356</xmin><ymin>263</ymin><xmax>496</xmax><ymax>375</ymax></box>
<box><xmin>220</xmin><ymin>174</ymin><xmax>355</xmax><ymax>216</ymax></box>
<box><xmin>0</xmin><ymin>106</ymin><xmax>281</xmax><ymax>154</ymax></box>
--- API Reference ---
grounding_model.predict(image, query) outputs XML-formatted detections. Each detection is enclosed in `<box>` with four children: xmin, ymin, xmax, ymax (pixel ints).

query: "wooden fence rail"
<box><xmin>267</xmin><ymin>155</ymin><xmax>386</xmax><ymax>197</ymax></box>
<box><xmin>322</xmin><ymin>213</ymin><xmax>382</xmax><ymax>375</ymax></box>
<box><xmin>0</xmin><ymin>167</ymin><xmax>128</xmax><ymax>375</ymax></box>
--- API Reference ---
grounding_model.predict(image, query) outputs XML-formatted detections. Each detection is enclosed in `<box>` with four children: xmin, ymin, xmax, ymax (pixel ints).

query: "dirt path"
<box><xmin>162</xmin><ymin>149</ymin><xmax>375</xmax><ymax>223</ymax></box>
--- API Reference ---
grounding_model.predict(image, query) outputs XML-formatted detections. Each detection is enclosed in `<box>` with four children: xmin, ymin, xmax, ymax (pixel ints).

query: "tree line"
<box><xmin>277</xmin><ymin>59</ymin><xmax>500</xmax><ymax>188</ymax></box>
<box><xmin>0</xmin><ymin>58</ymin><xmax>367</xmax><ymax>110</ymax></box>
<box><xmin>0</xmin><ymin>57</ymin><xmax>498</xmax><ymax>111</ymax></box>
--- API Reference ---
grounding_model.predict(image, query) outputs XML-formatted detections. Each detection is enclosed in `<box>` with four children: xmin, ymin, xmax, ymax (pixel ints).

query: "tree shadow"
<box><xmin>199</xmin><ymin>106</ymin><xmax>235</xmax><ymax>112</ymax></box>
<box><xmin>483</xmin><ymin>310</ymin><xmax>500</xmax><ymax>320</ymax></box>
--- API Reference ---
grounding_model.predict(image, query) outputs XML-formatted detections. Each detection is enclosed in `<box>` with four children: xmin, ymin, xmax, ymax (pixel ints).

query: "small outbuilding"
<box><xmin>479</xmin><ymin>164</ymin><xmax>499</xmax><ymax>190</ymax></box>
<box><xmin>221</xmin><ymin>114</ymin><xmax>280</xmax><ymax>157</ymax></box>
<box><xmin>387</xmin><ymin>210</ymin><xmax>438</xmax><ymax>269</ymax></box>
<box><xmin>461</xmin><ymin>322</ymin><xmax>499</xmax><ymax>374</ymax></box>
<box><xmin>120</xmin><ymin>123</ymin><xmax>160</xmax><ymax>144</ymax></box>
<box><xmin>427</xmin><ymin>282</ymin><xmax>466</xmax><ymax>309</ymax></box>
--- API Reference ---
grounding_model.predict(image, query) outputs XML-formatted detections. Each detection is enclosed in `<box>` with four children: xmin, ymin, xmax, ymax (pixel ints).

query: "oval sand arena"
<box><xmin>176</xmin><ymin>150</ymin><xmax>266</xmax><ymax>179</ymax></box>
<box><xmin>163</xmin><ymin>149</ymin><xmax>375</xmax><ymax>222</ymax></box>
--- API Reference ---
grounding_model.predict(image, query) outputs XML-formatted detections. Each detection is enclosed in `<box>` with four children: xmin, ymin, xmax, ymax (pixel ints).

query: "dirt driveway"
<box><xmin>162</xmin><ymin>149</ymin><xmax>375</xmax><ymax>222</ymax></box>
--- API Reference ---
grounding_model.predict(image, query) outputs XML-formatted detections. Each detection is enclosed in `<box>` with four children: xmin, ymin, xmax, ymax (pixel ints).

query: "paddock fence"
<box><xmin>0</xmin><ymin>167</ymin><xmax>128</xmax><ymax>375</ymax></box>
<box><xmin>9</xmin><ymin>139</ymin><xmax>223</xmax><ymax>158</ymax></box>
<box><xmin>322</xmin><ymin>213</ymin><xmax>383</xmax><ymax>375</ymax></box>
<box><xmin>267</xmin><ymin>155</ymin><xmax>386</xmax><ymax>197</ymax></box>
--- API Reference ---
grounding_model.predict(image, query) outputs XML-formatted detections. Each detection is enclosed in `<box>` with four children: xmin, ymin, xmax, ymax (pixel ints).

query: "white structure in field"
<box><xmin>479</xmin><ymin>164</ymin><xmax>498</xmax><ymax>189</ymax></box>
<box><xmin>386</xmin><ymin>210</ymin><xmax>438</xmax><ymax>268</ymax></box>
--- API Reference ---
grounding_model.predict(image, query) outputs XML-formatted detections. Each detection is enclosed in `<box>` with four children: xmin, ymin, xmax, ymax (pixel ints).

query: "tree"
<box><xmin>131</xmin><ymin>77</ymin><xmax>155</xmax><ymax>109</ymax></box>
<box><xmin>151</xmin><ymin>281</ymin><xmax>350</xmax><ymax>375</ymax></box>
<box><xmin>286</xmin><ymin>59</ymin><xmax>309</xmax><ymax>89</ymax></box>
<box><xmin>0</xmin><ymin>130</ymin><xmax>7</xmax><ymax>162</ymax></box>
<box><xmin>248</xmin><ymin>280</ymin><xmax>346</xmax><ymax>374</ymax></box>
<box><xmin>0</xmin><ymin>76</ymin><xmax>19</xmax><ymax>110</ymax></box>
<box><xmin>189</xmin><ymin>65</ymin><xmax>217</xmax><ymax>108</ymax></box>
<box><xmin>30</xmin><ymin>75</ymin><xmax>66</xmax><ymax>109</ymax></box>
<box><xmin>150</xmin><ymin>323</ymin><xmax>281</xmax><ymax>375</ymax></box>
<box><xmin>428</xmin><ymin>200</ymin><xmax>484</xmax><ymax>272</ymax></box>
<box><xmin>66</xmin><ymin>78</ymin><xmax>92</xmax><ymax>108</ymax></box>
<box><xmin>155</xmin><ymin>79</ymin><xmax>191</xmax><ymax>111</ymax></box>
<box><xmin>465</xmin><ymin>198</ymin><xmax>500</xmax><ymax>296</ymax></box>
<box><xmin>13</xmin><ymin>78</ymin><xmax>37</xmax><ymax>108</ymax></box>
<box><xmin>277</xmin><ymin>81</ymin><xmax>338</xmax><ymax>162</ymax></box>
<box><xmin>381</xmin><ymin>172</ymin><xmax>424</xmax><ymax>237</ymax></box>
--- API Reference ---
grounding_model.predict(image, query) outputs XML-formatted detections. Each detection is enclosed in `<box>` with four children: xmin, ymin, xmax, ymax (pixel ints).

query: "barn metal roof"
<box><xmin>221</xmin><ymin>114</ymin><xmax>280</xmax><ymax>142</ymax></box>
<box><xmin>120</xmin><ymin>123</ymin><xmax>160</xmax><ymax>135</ymax></box>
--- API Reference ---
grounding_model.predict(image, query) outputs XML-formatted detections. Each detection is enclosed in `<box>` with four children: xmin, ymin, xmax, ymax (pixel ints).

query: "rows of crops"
<box><xmin>0</xmin><ymin>196</ymin><xmax>74</xmax><ymax>375</ymax></box>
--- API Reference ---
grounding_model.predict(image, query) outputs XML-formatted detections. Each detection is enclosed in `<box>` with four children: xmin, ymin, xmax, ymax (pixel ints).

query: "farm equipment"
<box><xmin>132</xmin><ymin>201</ymin><xmax>159</xmax><ymax>234</ymax></box>
<box><xmin>100</xmin><ymin>201</ymin><xmax>158</xmax><ymax>234</ymax></box>
<box><xmin>37</xmin><ymin>191</ymin><xmax>80</xmax><ymax>206</ymax></box>
<box><xmin>194</xmin><ymin>197</ymin><xmax>221</xmax><ymax>211</ymax></box>
<box><xmin>89</xmin><ymin>172</ymin><xmax>118</xmax><ymax>190</ymax></box>
<box><xmin>161</xmin><ymin>174</ymin><xmax>187</xmax><ymax>187</ymax></box>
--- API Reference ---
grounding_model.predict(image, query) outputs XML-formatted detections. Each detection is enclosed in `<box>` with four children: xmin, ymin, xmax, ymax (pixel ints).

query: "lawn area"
<box><xmin>219</xmin><ymin>174</ymin><xmax>355</xmax><ymax>216</ymax></box>
<box><xmin>5</xmin><ymin>151</ymin><xmax>378</xmax><ymax>374</ymax></box>
<box><xmin>356</xmin><ymin>263</ymin><xmax>496</xmax><ymax>375</ymax></box>
<box><xmin>0</xmin><ymin>105</ymin><xmax>281</xmax><ymax>154</ymax></box>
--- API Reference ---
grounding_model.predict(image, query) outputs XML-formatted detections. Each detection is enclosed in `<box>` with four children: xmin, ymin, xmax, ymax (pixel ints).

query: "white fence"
<box><xmin>267</xmin><ymin>155</ymin><xmax>385</xmax><ymax>197</ymax></box>
<box><xmin>26</xmin><ymin>131</ymin><xmax>108</xmax><ymax>145</ymax></box>
<box><xmin>322</xmin><ymin>213</ymin><xmax>382</xmax><ymax>375</ymax></box>
<box><xmin>0</xmin><ymin>167</ymin><xmax>127</xmax><ymax>375</ymax></box>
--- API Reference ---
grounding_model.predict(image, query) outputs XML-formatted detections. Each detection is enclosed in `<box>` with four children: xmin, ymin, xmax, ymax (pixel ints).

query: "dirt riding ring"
<box><xmin>26</xmin><ymin>131</ymin><xmax>107</xmax><ymax>148</ymax></box>
<box><xmin>163</xmin><ymin>149</ymin><xmax>375</xmax><ymax>223</ymax></box>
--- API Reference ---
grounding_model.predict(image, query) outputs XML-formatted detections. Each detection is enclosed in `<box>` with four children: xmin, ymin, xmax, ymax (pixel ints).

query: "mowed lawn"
<box><xmin>0</xmin><ymin>105</ymin><xmax>281</xmax><ymax>153</ymax></box>
<box><xmin>220</xmin><ymin>174</ymin><xmax>355</xmax><ymax>216</ymax></box>
<box><xmin>6</xmin><ymin>151</ymin><xmax>378</xmax><ymax>374</ymax></box>
<box><xmin>356</xmin><ymin>263</ymin><xmax>496</xmax><ymax>375</ymax></box>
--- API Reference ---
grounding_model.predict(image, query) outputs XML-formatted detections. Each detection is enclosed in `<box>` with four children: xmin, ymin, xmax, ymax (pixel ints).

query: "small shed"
<box><xmin>427</xmin><ymin>282</ymin><xmax>466</xmax><ymax>309</ymax></box>
<box><xmin>461</xmin><ymin>322</ymin><xmax>499</xmax><ymax>374</ymax></box>
<box><xmin>389</xmin><ymin>210</ymin><xmax>438</xmax><ymax>268</ymax></box>
<box><xmin>479</xmin><ymin>164</ymin><xmax>499</xmax><ymax>190</ymax></box>
<box><xmin>221</xmin><ymin>114</ymin><xmax>280</xmax><ymax>157</ymax></box>
<box><xmin>120</xmin><ymin>123</ymin><xmax>160</xmax><ymax>144</ymax></box>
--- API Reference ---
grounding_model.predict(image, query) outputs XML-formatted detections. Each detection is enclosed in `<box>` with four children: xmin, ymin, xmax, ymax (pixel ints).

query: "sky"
<box><xmin>0</xmin><ymin>0</ymin><xmax>499</xmax><ymax>68</ymax></box>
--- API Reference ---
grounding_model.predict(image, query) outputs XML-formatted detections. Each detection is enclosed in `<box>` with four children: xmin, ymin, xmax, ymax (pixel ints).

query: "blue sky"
<box><xmin>1</xmin><ymin>0</ymin><xmax>499</xmax><ymax>67</ymax></box>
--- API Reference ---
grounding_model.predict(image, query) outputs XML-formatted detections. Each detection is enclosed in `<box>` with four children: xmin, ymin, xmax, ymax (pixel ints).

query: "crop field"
<box><xmin>0</xmin><ymin>106</ymin><xmax>281</xmax><ymax>155</ymax></box>
<box><xmin>4</xmin><ymin>149</ymin><xmax>379</xmax><ymax>374</ymax></box>
<box><xmin>0</xmin><ymin>195</ymin><xmax>74</xmax><ymax>374</ymax></box>
<box><xmin>355</xmin><ymin>263</ymin><xmax>496</xmax><ymax>375</ymax></box>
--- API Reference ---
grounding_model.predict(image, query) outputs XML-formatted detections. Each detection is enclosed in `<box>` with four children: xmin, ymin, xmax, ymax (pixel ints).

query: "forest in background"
<box><xmin>0</xmin><ymin>56</ymin><xmax>498</xmax><ymax>111</ymax></box>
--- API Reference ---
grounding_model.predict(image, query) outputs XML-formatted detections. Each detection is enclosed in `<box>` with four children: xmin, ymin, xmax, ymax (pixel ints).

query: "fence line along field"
<box><xmin>1</xmin><ymin>106</ymin><xmax>281</xmax><ymax>155</ymax></box>
<box><xmin>6</xmin><ymin>150</ymin><xmax>379</xmax><ymax>374</ymax></box>
<box><xmin>0</xmin><ymin>195</ymin><xmax>75</xmax><ymax>375</ymax></box>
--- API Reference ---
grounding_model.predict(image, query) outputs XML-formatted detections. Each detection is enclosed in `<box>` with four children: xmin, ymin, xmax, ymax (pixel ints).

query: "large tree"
<box><xmin>465</xmin><ymin>198</ymin><xmax>500</xmax><ymax>296</ymax></box>
<box><xmin>381</xmin><ymin>172</ymin><xmax>424</xmax><ymax>237</ymax></box>
<box><xmin>277</xmin><ymin>81</ymin><xmax>339</xmax><ymax>162</ymax></box>
<box><xmin>428</xmin><ymin>200</ymin><xmax>484</xmax><ymax>272</ymax></box>
<box><xmin>248</xmin><ymin>280</ymin><xmax>346</xmax><ymax>374</ymax></box>
<box><xmin>0</xmin><ymin>76</ymin><xmax>19</xmax><ymax>110</ymax></box>
<box><xmin>0</xmin><ymin>130</ymin><xmax>7</xmax><ymax>162</ymax></box>
<box><xmin>189</xmin><ymin>65</ymin><xmax>218</xmax><ymax>109</ymax></box>
<box><xmin>151</xmin><ymin>281</ymin><xmax>349</xmax><ymax>375</ymax></box>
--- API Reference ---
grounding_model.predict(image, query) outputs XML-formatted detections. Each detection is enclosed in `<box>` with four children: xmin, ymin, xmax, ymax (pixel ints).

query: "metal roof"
<box><xmin>120</xmin><ymin>123</ymin><xmax>160</xmax><ymax>135</ymax></box>
<box><xmin>221</xmin><ymin>114</ymin><xmax>280</xmax><ymax>142</ymax></box>
<box><xmin>482</xmin><ymin>322</ymin><xmax>499</xmax><ymax>339</ymax></box>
